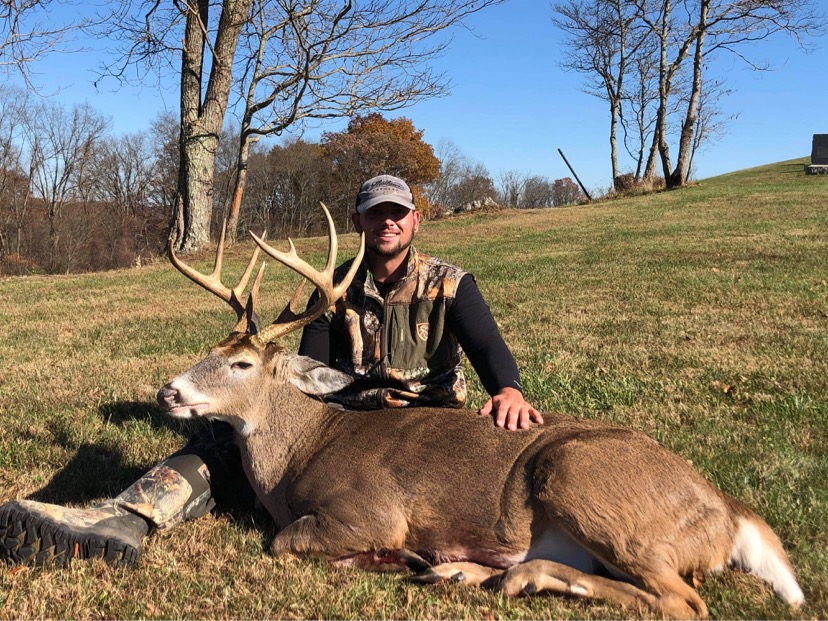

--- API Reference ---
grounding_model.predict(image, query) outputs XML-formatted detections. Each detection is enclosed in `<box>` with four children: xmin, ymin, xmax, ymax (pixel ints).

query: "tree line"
<box><xmin>1</xmin><ymin>0</ymin><xmax>515</xmax><ymax>253</ymax></box>
<box><xmin>0</xmin><ymin>99</ymin><xmax>582</xmax><ymax>276</ymax></box>
<box><xmin>3</xmin><ymin>0</ymin><xmax>822</xmax><ymax>261</ymax></box>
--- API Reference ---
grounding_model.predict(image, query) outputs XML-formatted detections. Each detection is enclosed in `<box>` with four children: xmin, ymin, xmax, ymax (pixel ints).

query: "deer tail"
<box><xmin>728</xmin><ymin>512</ymin><xmax>804</xmax><ymax>607</ymax></box>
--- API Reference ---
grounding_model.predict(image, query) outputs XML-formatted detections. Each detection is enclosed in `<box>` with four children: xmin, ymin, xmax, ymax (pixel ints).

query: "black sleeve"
<box><xmin>447</xmin><ymin>273</ymin><xmax>523</xmax><ymax>397</ymax></box>
<box><xmin>297</xmin><ymin>289</ymin><xmax>331</xmax><ymax>364</ymax></box>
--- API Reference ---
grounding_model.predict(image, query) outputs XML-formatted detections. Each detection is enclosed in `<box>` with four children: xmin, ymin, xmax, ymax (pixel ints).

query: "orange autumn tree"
<box><xmin>322</xmin><ymin>114</ymin><xmax>440</xmax><ymax>219</ymax></box>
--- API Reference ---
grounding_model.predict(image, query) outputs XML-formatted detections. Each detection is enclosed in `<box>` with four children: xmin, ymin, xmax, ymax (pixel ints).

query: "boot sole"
<box><xmin>0</xmin><ymin>503</ymin><xmax>140</xmax><ymax>567</ymax></box>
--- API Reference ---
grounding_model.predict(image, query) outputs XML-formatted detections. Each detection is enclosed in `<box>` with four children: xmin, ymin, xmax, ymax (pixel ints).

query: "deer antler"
<box><xmin>251</xmin><ymin>202</ymin><xmax>365</xmax><ymax>342</ymax></box>
<box><xmin>168</xmin><ymin>220</ymin><xmax>266</xmax><ymax>333</ymax></box>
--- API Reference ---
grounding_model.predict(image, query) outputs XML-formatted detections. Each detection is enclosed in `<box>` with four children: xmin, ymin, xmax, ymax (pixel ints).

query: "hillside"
<box><xmin>0</xmin><ymin>157</ymin><xmax>825</xmax><ymax>619</ymax></box>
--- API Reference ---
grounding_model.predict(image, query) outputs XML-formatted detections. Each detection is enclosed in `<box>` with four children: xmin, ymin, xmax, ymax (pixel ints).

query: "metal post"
<box><xmin>557</xmin><ymin>148</ymin><xmax>592</xmax><ymax>201</ymax></box>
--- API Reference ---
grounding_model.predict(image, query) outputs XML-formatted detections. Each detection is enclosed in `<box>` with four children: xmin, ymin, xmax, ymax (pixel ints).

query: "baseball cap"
<box><xmin>355</xmin><ymin>174</ymin><xmax>415</xmax><ymax>214</ymax></box>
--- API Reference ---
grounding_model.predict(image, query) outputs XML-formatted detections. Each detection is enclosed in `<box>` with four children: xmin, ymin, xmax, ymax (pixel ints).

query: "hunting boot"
<box><xmin>0</xmin><ymin>453</ymin><xmax>215</xmax><ymax>567</ymax></box>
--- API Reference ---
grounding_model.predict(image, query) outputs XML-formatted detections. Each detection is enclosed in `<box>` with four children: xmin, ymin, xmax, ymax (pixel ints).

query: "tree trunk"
<box><xmin>226</xmin><ymin>133</ymin><xmax>252</xmax><ymax>244</ymax></box>
<box><xmin>173</xmin><ymin>124</ymin><xmax>219</xmax><ymax>251</ymax></box>
<box><xmin>654</xmin><ymin>2</ymin><xmax>673</xmax><ymax>185</ymax></box>
<box><xmin>655</xmin><ymin>39</ymin><xmax>673</xmax><ymax>185</ymax></box>
<box><xmin>669</xmin><ymin>0</ymin><xmax>708</xmax><ymax>188</ymax></box>
<box><xmin>610</xmin><ymin>98</ymin><xmax>620</xmax><ymax>184</ymax></box>
<box><xmin>642</xmin><ymin>121</ymin><xmax>660</xmax><ymax>181</ymax></box>
<box><xmin>170</xmin><ymin>0</ymin><xmax>254</xmax><ymax>252</ymax></box>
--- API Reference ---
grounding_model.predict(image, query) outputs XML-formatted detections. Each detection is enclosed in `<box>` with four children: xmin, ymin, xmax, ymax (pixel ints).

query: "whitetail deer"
<box><xmin>157</xmin><ymin>204</ymin><xmax>804</xmax><ymax>619</ymax></box>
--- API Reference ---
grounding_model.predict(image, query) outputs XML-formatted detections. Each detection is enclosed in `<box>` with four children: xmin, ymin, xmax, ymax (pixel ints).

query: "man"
<box><xmin>0</xmin><ymin>175</ymin><xmax>541</xmax><ymax>567</ymax></box>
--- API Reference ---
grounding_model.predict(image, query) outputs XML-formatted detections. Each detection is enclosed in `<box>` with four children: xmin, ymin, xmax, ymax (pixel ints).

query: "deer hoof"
<box><xmin>521</xmin><ymin>582</ymin><xmax>538</xmax><ymax>596</ymax></box>
<box><xmin>398</xmin><ymin>548</ymin><xmax>432</xmax><ymax>572</ymax></box>
<box><xmin>406</xmin><ymin>569</ymin><xmax>445</xmax><ymax>585</ymax></box>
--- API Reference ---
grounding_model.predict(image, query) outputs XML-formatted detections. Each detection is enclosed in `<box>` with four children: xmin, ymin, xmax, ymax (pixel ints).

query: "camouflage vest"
<box><xmin>325</xmin><ymin>248</ymin><xmax>468</xmax><ymax>410</ymax></box>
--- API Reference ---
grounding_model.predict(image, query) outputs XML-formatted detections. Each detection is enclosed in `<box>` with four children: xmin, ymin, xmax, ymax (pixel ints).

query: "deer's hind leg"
<box><xmin>634</xmin><ymin>562</ymin><xmax>709</xmax><ymax>619</ymax></box>
<box><xmin>530</xmin><ymin>434</ymin><xmax>716</xmax><ymax>619</ymax></box>
<box><xmin>497</xmin><ymin>559</ymin><xmax>657</xmax><ymax>614</ymax></box>
<box><xmin>410</xmin><ymin>558</ymin><xmax>660</xmax><ymax>617</ymax></box>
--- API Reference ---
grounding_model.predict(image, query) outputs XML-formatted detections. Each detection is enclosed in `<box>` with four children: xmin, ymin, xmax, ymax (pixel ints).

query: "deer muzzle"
<box><xmin>157</xmin><ymin>384</ymin><xmax>210</xmax><ymax>418</ymax></box>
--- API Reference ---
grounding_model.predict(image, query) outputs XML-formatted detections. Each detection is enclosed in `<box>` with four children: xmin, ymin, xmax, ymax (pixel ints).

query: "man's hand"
<box><xmin>479</xmin><ymin>387</ymin><xmax>543</xmax><ymax>431</ymax></box>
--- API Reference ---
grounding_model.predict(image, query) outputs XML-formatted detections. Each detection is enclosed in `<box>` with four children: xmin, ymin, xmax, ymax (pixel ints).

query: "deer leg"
<box><xmin>637</xmin><ymin>565</ymin><xmax>709</xmax><ymax>620</ymax></box>
<box><xmin>496</xmin><ymin>559</ymin><xmax>657</xmax><ymax>614</ymax></box>
<box><xmin>409</xmin><ymin>562</ymin><xmax>505</xmax><ymax>587</ymax></box>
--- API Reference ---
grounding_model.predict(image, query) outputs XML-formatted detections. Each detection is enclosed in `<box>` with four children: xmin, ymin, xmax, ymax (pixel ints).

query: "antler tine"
<box><xmin>233</xmin><ymin>230</ymin><xmax>266</xmax><ymax>300</ymax></box>
<box><xmin>248</xmin><ymin>260</ymin><xmax>267</xmax><ymax>305</ymax></box>
<box><xmin>273</xmin><ymin>280</ymin><xmax>307</xmax><ymax>324</ymax></box>
<box><xmin>168</xmin><ymin>221</ymin><xmax>267</xmax><ymax>319</ymax></box>
<box><xmin>252</xmin><ymin>203</ymin><xmax>365</xmax><ymax>342</ymax></box>
<box><xmin>231</xmin><ymin>260</ymin><xmax>268</xmax><ymax>334</ymax></box>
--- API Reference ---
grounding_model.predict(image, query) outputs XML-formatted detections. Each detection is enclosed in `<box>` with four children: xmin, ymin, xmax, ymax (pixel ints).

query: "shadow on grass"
<box><xmin>98</xmin><ymin>400</ymin><xmax>196</xmax><ymax>436</ymax></box>
<box><xmin>24</xmin><ymin>402</ymin><xmax>272</xmax><ymax>547</ymax></box>
<box><xmin>27</xmin><ymin>443</ymin><xmax>150</xmax><ymax>505</ymax></box>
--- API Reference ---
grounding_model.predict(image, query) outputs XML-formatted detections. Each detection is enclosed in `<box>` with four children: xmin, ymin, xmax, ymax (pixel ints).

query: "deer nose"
<box><xmin>156</xmin><ymin>385</ymin><xmax>180</xmax><ymax>409</ymax></box>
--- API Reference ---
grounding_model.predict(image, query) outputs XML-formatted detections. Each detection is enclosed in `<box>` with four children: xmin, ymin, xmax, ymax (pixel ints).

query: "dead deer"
<box><xmin>157</xmin><ymin>204</ymin><xmax>804</xmax><ymax>619</ymax></box>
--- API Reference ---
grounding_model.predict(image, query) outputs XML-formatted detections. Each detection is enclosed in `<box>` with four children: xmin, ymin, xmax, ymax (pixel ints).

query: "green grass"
<box><xmin>1</xmin><ymin>157</ymin><xmax>826</xmax><ymax>619</ymax></box>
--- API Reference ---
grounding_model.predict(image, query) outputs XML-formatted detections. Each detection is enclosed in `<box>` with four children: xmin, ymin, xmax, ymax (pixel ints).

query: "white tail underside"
<box><xmin>730</xmin><ymin>517</ymin><xmax>804</xmax><ymax>606</ymax></box>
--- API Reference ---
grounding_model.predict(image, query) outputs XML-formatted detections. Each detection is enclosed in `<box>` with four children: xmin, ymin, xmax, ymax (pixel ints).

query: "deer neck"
<box><xmin>233</xmin><ymin>384</ymin><xmax>333</xmax><ymax>525</ymax></box>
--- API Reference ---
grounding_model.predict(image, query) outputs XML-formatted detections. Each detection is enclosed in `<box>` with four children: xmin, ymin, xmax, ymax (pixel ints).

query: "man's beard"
<box><xmin>367</xmin><ymin>231</ymin><xmax>415</xmax><ymax>258</ymax></box>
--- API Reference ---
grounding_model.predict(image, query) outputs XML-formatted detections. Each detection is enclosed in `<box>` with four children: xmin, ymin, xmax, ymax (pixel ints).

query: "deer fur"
<box><xmin>157</xmin><ymin>333</ymin><xmax>804</xmax><ymax>619</ymax></box>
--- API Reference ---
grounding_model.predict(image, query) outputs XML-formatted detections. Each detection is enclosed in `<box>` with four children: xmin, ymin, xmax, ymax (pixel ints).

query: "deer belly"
<box><xmin>524</xmin><ymin>526</ymin><xmax>608</xmax><ymax>574</ymax></box>
<box><xmin>406</xmin><ymin>531</ymin><xmax>529</xmax><ymax>568</ymax></box>
<box><xmin>410</xmin><ymin>527</ymin><xmax>603</xmax><ymax>571</ymax></box>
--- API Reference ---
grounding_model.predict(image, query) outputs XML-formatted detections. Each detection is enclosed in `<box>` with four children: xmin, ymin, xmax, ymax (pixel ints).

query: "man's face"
<box><xmin>352</xmin><ymin>202</ymin><xmax>421</xmax><ymax>260</ymax></box>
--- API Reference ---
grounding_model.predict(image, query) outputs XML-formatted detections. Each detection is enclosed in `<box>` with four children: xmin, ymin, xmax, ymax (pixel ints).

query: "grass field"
<box><xmin>0</xmin><ymin>157</ymin><xmax>826</xmax><ymax>619</ymax></box>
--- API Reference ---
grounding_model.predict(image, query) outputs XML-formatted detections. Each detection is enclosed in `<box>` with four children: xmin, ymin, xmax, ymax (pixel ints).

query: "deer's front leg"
<box><xmin>270</xmin><ymin>509</ymin><xmax>407</xmax><ymax>561</ymax></box>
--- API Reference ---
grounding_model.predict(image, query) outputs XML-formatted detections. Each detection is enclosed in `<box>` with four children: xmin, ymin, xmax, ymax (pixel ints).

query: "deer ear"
<box><xmin>284</xmin><ymin>354</ymin><xmax>353</xmax><ymax>396</ymax></box>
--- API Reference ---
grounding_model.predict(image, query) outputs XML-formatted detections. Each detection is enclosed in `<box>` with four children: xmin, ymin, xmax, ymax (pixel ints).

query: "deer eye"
<box><xmin>231</xmin><ymin>361</ymin><xmax>254</xmax><ymax>370</ymax></box>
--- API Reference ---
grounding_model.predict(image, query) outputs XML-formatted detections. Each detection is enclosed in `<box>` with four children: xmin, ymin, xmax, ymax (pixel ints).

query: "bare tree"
<box><xmin>83</xmin><ymin>132</ymin><xmax>157</xmax><ymax>216</ymax></box>
<box><xmin>687</xmin><ymin>76</ymin><xmax>735</xmax><ymax>180</ymax></box>
<box><xmin>424</xmin><ymin>139</ymin><xmax>469</xmax><ymax>211</ymax></box>
<box><xmin>520</xmin><ymin>175</ymin><xmax>553</xmax><ymax>209</ymax></box>
<box><xmin>633</xmin><ymin>0</ymin><xmax>824</xmax><ymax>188</ymax></box>
<box><xmin>212</xmin><ymin>123</ymin><xmax>249</xmax><ymax>239</ymax></box>
<box><xmin>225</xmin><ymin>0</ymin><xmax>496</xmax><ymax>240</ymax></box>
<box><xmin>553</xmin><ymin>0</ymin><xmax>649</xmax><ymax>184</ymax></box>
<box><xmin>0</xmin><ymin>0</ymin><xmax>86</xmax><ymax>86</ymax></box>
<box><xmin>618</xmin><ymin>34</ymin><xmax>660</xmax><ymax>181</ymax></box>
<box><xmin>99</xmin><ymin>0</ymin><xmax>504</xmax><ymax>251</ymax></box>
<box><xmin>555</xmin><ymin>0</ymin><xmax>824</xmax><ymax>190</ymax></box>
<box><xmin>97</xmin><ymin>0</ymin><xmax>255</xmax><ymax>251</ymax></box>
<box><xmin>497</xmin><ymin>169</ymin><xmax>526</xmax><ymax>208</ymax></box>
<box><xmin>0</xmin><ymin>86</ymin><xmax>31</xmax><ymax>260</ymax></box>
<box><xmin>244</xmin><ymin>137</ymin><xmax>332</xmax><ymax>238</ymax></box>
<box><xmin>23</xmin><ymin>100</ymin><xmax>109</xmax><ymax>269</ymax></box>
<box><xmin>148</xmin><ymin>111</ymin><xmax>180</xmax><ymax>214</ymax></box>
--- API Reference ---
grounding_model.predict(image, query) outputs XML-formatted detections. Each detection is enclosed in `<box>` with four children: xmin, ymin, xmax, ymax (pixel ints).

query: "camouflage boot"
<box><xmin>0</xmin><ymin>453</ymin><xmax>214</xmax><ymax>567</ymax></box>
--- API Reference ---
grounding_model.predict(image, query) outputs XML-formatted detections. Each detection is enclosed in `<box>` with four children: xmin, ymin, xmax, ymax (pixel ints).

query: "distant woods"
<box><xmin>2</xmin><ymin>0</ymin><xmax>823</xmax><ymax>271</ymax></box>
<box><xmin>0</xmin><ymin>103</ymin><xmax>583</xmax><ymax>276</ymax></box>
<box><xmin>0</xmin><ymin>0</ymin><xmax>586</xmax><ymax>274</ymax></box>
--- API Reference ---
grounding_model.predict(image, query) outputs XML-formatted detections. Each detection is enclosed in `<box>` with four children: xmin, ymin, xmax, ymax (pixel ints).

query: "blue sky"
<box><xmin>14</xmin><ymin>2</ymin><xmax>827</xmax><ymax>194</ymax></box>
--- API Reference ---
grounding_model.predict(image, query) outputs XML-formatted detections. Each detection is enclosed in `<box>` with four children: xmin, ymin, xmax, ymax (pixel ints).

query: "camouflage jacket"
<box><xmin>324</xmin><ymin>248</ymin><xmax>468</xmax><ymax>410</ymax></box>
